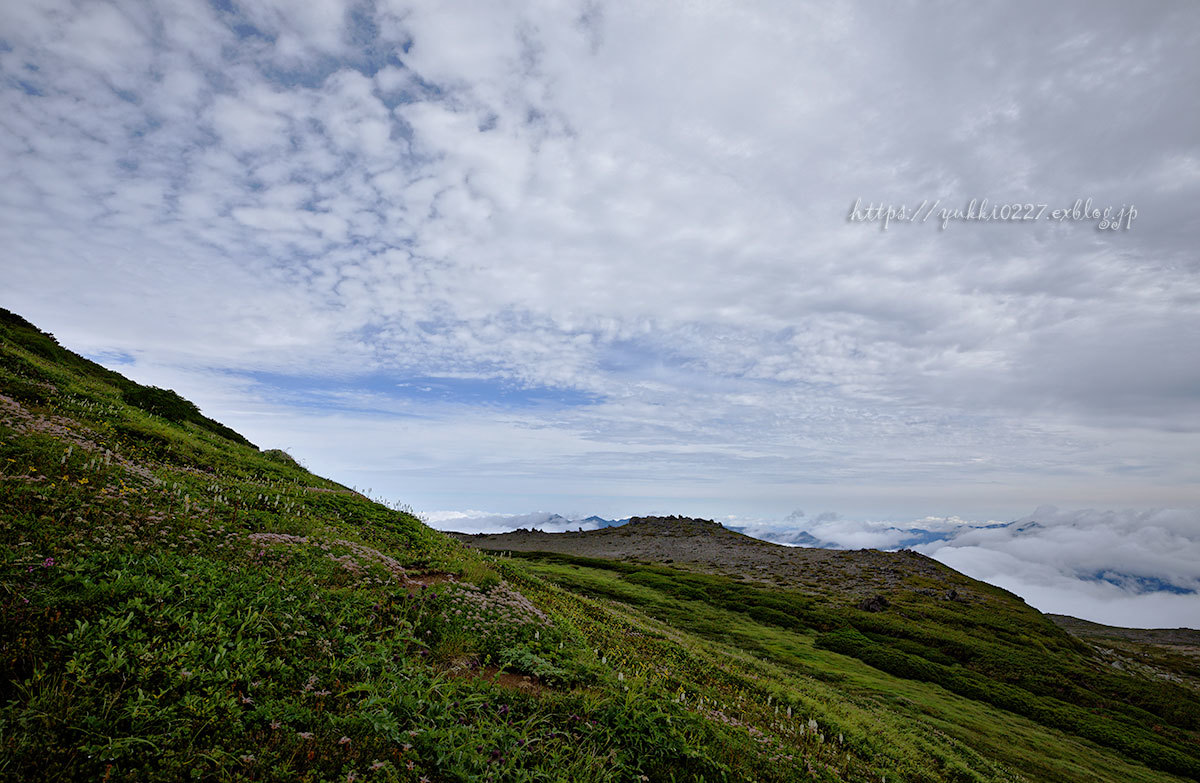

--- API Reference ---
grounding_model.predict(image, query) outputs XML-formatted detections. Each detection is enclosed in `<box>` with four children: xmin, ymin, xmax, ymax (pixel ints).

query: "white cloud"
<box><xmin>743</xmin><ymin>505</ymin><xmax>1200</xmax><ymax>628</ymax></box>
<box><xmin>235</xmin><ymin>0</ymin><xmax>354</xmax><ymax>62</ymax></box>
<box><xmin>917</xmin><ymin>506</ymin><xmax>1200</xmax><ymax>597</ymax></box>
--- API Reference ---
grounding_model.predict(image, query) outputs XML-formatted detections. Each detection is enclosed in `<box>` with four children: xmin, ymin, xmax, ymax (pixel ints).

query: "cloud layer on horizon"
<box><xmin>423</xmin><ymin>509</ymin><xmax>606</xmax><ymax>536</ymax></box>
<box><xmin>735</xmin><ymin>505</ymin><xmax>1200</xmax><ymax>628</ymax></box>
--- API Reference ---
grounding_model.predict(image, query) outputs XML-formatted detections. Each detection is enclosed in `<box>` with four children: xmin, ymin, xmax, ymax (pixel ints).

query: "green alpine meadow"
<box><xmin>2</xmin><ymin>306</ymin><xmax>1198</xmax><ymax>782</ymax></box>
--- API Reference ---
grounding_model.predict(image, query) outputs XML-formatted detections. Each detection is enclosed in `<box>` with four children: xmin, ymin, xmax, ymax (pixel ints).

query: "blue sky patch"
<box><xmin>85</xmin><ymin>350</ymin><xmax>136</xmax><ymax>366</ymax></box>
<box><xmin>1083</xmin><ymin>572</ymin><xmax>1196</xmax><ymax>596</ymax></box>
<box><xmin>237</xmin><ymin>370</ymin><xmax>602</xmax><ymax>412</ymax></box>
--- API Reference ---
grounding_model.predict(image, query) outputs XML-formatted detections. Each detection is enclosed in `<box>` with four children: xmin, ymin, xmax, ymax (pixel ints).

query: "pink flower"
<box><xmin>338</xmin><ymin>736</ymin><xmax>351</xmax><ymax>745</ymax></box>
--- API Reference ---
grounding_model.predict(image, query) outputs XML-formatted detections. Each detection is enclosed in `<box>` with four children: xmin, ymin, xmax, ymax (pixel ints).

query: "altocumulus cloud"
<box><xmin>1</xmin><ymin>2</ymin><xmax>1199</xmax><ymax>623</ymax></box>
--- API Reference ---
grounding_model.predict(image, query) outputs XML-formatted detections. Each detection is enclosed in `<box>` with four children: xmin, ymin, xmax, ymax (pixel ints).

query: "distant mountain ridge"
<box><xmin>582</xmin><ymin>514</ymin><xmax>629</xmax><ymax>528</ymax></box>
<box><xmin>467</xmin><ymin>513</ymin><xmax>1200</xmax><ymax>598</ymax></box>
<box><xmin>452</xmin><ymin>514</ymin><xmax>1002</xmax><ymax>600</ymax></box>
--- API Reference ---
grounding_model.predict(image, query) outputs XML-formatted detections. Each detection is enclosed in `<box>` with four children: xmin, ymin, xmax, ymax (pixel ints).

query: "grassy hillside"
<box><xmin>1</xmin><ymin>307</ymin><xmax>1198</xmax><ymax>782</ymax></box>
<box><xmin>1048</xmin><ymin>615</ymin><xmax>1200</xmax><ymax>695</ymax></box>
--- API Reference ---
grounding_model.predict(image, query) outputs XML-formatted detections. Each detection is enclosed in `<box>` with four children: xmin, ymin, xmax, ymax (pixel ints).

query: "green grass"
<box><xmin>1</xmin><ymin>306</ymin><xmax>1198</xmax><ymax>783</ymax></box>
<box><xmin>508</xmin><ymin>552</ymin><xmax>1200</xmax><ymax>783</ymax></box>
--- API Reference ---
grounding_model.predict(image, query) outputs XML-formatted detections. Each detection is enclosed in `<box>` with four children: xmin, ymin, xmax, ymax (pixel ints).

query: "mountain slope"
<box><xmin>456</xmin><ymin>519</ymin><xmax>1200</xmax><ymax>781</ymax></box>
<box><xmin>1</xmin><ymin>308</ymin><xmax>1198</xmax><ymax>783</ymax></box>
<box><xmin>1049</xmin><ymin>614</ymin><xmax>1200</xmax><ymax>694</ymax></box>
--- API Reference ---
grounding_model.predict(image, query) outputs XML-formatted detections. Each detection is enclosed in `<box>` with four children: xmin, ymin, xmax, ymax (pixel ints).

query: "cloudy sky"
<box><xmin>2</xmin><ymin>1</ymin><xmax>1198</xmax><ymax>626</ymax></box>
